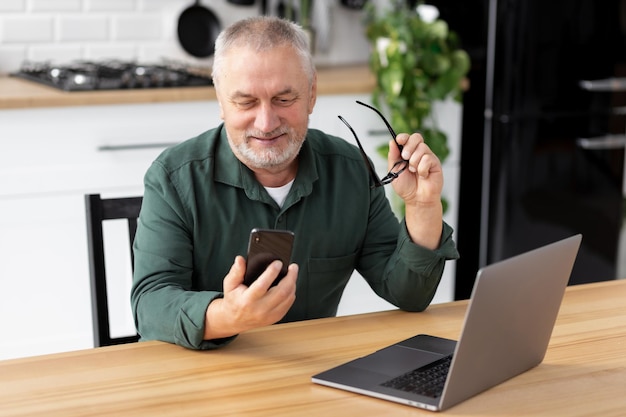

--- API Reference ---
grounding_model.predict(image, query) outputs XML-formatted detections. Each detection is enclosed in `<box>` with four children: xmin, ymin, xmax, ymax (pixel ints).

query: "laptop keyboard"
<box><xmin>380</xmin><ymin>354</ymin><xmax>453</xmax><ymax>398</ymax></box>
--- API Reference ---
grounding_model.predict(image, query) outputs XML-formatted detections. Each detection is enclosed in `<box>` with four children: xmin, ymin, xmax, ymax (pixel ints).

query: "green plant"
<box><xmin>282</xmin><ymin>1</ymin><xmax>312</xmax><ymax>29</ymax></box>
<box><xmin>363</xmin><ymin>0</ymin><xmax>470</xmax><ymax>213</ymax></box>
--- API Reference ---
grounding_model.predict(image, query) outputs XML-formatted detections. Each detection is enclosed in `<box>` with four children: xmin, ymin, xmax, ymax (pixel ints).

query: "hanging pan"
<box><xmin>177</xmin><ymin>0</ymin><xmax>222</xmax><ymax>58</ymax></box>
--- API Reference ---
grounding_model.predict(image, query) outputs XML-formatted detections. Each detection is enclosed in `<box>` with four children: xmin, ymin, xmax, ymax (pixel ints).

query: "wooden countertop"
<box><xmin>1</xmin><ymin>280</ymin><xmax>625</xmax><ymax>417</ymax></box>
<box><xmin>0</xmin><ymin>65</ymin><xmax>376</xmax><ymax>110</ymax></box>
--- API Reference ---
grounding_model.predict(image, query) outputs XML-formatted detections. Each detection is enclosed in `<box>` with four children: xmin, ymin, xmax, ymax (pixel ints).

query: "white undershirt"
<box><xmin>264</xmin><ymin>179</ymin><xmax>294</xmax><ymax>208</ymax></box>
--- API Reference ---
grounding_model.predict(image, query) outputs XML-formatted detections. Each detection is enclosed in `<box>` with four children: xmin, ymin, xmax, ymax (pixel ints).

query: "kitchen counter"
<box><xmin>0</xmin><ymin>65</ymin><xmax>375</xmax><ymax>110</ymax></box>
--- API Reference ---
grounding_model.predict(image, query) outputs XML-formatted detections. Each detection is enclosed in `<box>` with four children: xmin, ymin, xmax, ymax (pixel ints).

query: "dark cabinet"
<box><xmin>426</xmin><ymin>0</ymin><xmax>626</xmax><ymax>298</ymax></box>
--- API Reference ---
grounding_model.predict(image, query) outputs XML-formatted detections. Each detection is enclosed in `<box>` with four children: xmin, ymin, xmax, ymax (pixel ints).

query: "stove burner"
<box><xmin>12</xmin><ymin>60</ymin><xmax>213</xmax><ymax>91</ymax></box>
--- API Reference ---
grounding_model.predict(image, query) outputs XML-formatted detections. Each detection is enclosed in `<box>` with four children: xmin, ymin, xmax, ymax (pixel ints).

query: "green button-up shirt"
<box><xmin>131</xmin><ymin>125</ymin><xmax>459</xmax><ymax>350</ymax></box>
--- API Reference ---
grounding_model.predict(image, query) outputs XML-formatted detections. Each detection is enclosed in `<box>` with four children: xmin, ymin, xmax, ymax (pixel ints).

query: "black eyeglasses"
<box><xmin>338</xmin><ymin>100</ymin><xmax>409</xmax><ymax>188</ymax></box>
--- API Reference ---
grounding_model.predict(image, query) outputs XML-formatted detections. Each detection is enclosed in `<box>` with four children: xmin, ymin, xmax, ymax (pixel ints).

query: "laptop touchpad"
<box><xmin>351</xmin><ymin>345</ymin><xmax>444</xmax><ymax>377</ymax></box>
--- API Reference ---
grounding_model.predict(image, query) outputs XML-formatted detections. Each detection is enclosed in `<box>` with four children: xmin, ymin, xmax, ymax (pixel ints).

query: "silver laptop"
<box><xmin>312</xmin><ymin>234</ymin><xmax>582</xmax><ymax>411</ymax></box>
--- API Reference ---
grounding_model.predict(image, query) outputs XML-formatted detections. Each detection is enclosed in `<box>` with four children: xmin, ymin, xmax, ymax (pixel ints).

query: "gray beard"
<box><xmin>230</xmin><ymin>128</ymin><xmax>306</xmax><ymax>169</ymax></box>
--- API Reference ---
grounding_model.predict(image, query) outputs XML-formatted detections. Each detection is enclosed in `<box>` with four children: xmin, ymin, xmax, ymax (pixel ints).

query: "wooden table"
<box><xmin>1</xmin><ymin>280</ymin><xmax>625</xmax><ymax>416</ymax></box>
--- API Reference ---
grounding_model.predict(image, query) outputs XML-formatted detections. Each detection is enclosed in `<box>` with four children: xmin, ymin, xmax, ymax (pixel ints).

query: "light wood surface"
<box><xmin>0</xmin><ymin>65</ymin><xmax>375</xmax><ymax>110</ymax></box>
<box><xmin>1</xmin><ymin>280</ymin><xmax>625</xmax><ymax>417</ymax></box>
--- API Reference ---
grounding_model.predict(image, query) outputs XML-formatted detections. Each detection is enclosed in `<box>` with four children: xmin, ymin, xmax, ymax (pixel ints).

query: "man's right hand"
<box><xmin>203</xmin><ymin>255</ymin><xmax>298</xmax><ymax>340</ymax></box>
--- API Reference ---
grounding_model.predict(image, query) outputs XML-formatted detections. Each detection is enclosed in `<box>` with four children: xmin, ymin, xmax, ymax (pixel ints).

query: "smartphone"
<box><xmin>243</xmin><ymin>228</ymin><xmax>295</xmax><ymax>287</ymax></box>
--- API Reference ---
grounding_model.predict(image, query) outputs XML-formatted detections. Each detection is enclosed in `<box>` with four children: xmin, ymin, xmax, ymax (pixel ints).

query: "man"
<box><xmin>131</xmin><ymin>16</ymin><xmax>459</xmax><ymax>350</ymax></box>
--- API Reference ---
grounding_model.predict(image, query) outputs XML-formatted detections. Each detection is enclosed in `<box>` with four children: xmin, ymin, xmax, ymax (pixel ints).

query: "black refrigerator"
<box><xmin>427</xmin><ymin>0</ymin><xmax>626</xmax><ymax>298</ymax></box>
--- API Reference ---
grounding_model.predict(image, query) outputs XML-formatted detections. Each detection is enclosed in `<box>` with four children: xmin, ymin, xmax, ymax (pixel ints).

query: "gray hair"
<box><xmin>211</xmin><ymin>16</ymin><xmax>315</xmax><ymax>87</ymax></box>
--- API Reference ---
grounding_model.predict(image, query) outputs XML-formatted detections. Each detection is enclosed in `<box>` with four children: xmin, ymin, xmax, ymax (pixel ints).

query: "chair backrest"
<box><xmin>85</xmin><ymin>193</ymin><xmax>143</xmax><ymax>347</ymax></box>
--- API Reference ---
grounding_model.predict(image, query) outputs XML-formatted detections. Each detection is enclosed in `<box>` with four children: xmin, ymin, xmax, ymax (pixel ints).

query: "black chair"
<box><xmin>85</xmin><ymin>194</ymin><xmax>143</xmax><ymax>347</ymax></box>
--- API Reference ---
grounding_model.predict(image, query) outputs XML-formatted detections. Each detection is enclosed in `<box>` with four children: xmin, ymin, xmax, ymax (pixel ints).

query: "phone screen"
<box><xmin>243</xmin><ymin>228</ymin><xmax>295</xmax><ymax>287</ymax></box>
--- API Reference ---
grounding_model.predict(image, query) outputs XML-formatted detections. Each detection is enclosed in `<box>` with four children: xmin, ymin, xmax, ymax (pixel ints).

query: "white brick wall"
<box><xmin>0</xmin><ymin>0</ymin><xmax>26</xmax><ymax>13</ymax></box>
<box><xmin>0</xmin><ymin>0</ymin><xmax>373</xmax><ymax>75</ymax></box>
<box><xmin>31</xmin><ymin>0</ymin><xmax>82</xmax><ymax>12</ymax></box>
<box><xmin>2</xmin><ymin>16</ymin><xmax>54</xmax><ymax>42</ymax></box>
<box><xmin>0</xmin><ymin>0</ymin><xmax>260</xmax><ymax>74</ymax></box>
<box><xmin>58</xmin><ymin>16</ymin><xmax>108</xmax><ymax>41</ymax></box>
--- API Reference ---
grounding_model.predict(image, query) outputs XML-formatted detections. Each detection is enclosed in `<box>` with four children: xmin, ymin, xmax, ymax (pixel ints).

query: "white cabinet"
<box><xmin>0</xmin><ymin>101</ymin><xmax>220</xmax><ymax>360</ymax></box>
<box><xmin>0</xmin><ymin>102</ymin><xmax>221</xmax><ymax>196</ymax></box>
<box><xmin>0</xmin><ymin>94</ymin><xmax>461</xmax><ymax>360</ymax></box>
<box><xmin>0</xmin><ymin>194</ymin><xmax>92</xmax><ymax>357</ymax></box>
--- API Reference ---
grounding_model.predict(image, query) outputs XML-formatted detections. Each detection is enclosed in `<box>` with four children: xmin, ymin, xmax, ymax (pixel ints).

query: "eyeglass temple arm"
<box><xmin>338</xmin><ymin>115</ymin><xmax>382</xmax><ymax>185</ymax></box>
<box><xmin>355</xmin><ymin>100</ymin><xmax>404</xmax><ymax>153</ymax></box>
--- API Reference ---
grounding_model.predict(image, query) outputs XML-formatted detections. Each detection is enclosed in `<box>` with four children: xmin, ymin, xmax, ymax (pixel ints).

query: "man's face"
<box><xmin>215</xmin><ymin>45</ymin><xmax>317</xmax><ymax>171</ymax></box>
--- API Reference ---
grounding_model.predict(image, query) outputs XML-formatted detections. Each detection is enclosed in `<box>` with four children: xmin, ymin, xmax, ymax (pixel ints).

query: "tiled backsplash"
<box><xmin>0</xmin><ymin>0</ymin><xmax>372</xmax><ymax>75</ymax></box>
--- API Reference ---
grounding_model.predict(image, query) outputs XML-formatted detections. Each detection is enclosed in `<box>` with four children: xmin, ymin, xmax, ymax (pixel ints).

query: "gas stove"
<box><xmin>11</xmin><ymin>60</ymin><xmax>213</xmax><ymax>91</ymax></box>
